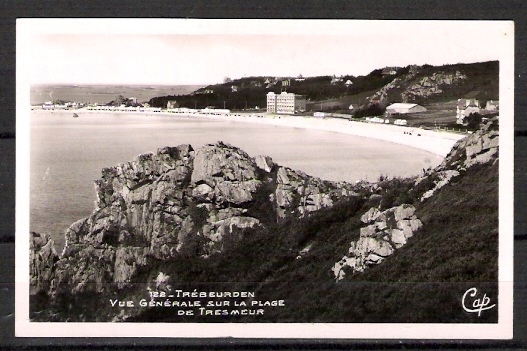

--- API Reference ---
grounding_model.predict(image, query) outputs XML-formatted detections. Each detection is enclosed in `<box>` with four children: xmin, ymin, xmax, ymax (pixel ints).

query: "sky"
<box><xmin>19</xmin><ymin>19</ymin><xmax>512</xmax><ymax>86</ymax></box>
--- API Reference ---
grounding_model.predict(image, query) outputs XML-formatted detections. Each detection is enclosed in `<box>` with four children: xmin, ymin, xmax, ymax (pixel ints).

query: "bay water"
<box><xmin>30</xmin><ymin>111</ymin><xmax>442</xmax><ymax>250</ymax></box>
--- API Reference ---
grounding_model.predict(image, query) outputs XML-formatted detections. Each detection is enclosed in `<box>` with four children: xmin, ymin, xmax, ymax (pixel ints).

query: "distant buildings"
<box><xmin>456</xmin><ymin>99</ymin><xmax>481</xmax><ymax>124</ymax></box>
<box><xmin>386</xmin><ymin>103</ymin><xmax>427</xmax><ymax>114</ymax></box>
<box><xmin>266</xmin><ymin>92</ymin><xmax>306</xmax><ymax>114</ymax></box>
<box><xmin>485</xmin><ymin>100</ymin><xmax>499</xmax><ymax>112</ymax></box>
<box><xmin>330</xmin><ymin>75</ymin><xmax>343</xmax><ymax>84</ymax></box>
<box><xmin>166</xmin><ymin>100</ymin><xmax>179</xmax><ymax>109</ymax></box>
<box><xmin>382</xmin><ymin>67</ymin><xmax>401</xmax><ymax>76</ymax></box>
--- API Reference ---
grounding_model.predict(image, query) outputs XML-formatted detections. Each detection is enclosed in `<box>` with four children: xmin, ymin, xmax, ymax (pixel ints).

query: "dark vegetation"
<box><xmin>463</xmin><ymin>112</ymin><xmax>483</xmax><ymax>131</ymax></box>
<box><xmin>106</xmin><ymin>95</ymin><xmax>140</xmax><ymax>107</ymax></box>
<box><xmin>148</xmin><ymin>68</ymin><xmax>409</xmax><ymax>110</ymax></box>
<box><xmin>352</xmin><ymin>103</ymin><xmax>386</xmax><ymax>118</ymax></box>
<box><xmin>410</xmin><ymin>61</ymin><xmax>499</xmax><ymax>105</ymax></box>
<box><xmin>127</xmin><ymin>160</ymin><xmax>497</xmax><ymax>323</ymax></box>
<box><xmin>148</xmin><ymin>61</ymin><xmax>498</xmax><ymax>115</ymax></box>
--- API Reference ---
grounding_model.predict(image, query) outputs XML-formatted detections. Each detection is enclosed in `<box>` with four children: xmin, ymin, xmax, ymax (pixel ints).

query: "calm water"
<box><xmin>30</xmin><ymin>111</ymin><xmax>442</xmax><ymax>250</ymax></box>
<box><xmin>30</xmin><ymin>84</ymin><xmax>203</xmax><ymax>105</ymax></box>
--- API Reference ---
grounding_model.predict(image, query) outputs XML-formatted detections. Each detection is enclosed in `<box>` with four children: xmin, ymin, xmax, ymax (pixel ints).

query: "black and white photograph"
<box><xmin>15</xmin><ymin>19</ymin><xmax>514</xmax><ymax>338</ymax></box>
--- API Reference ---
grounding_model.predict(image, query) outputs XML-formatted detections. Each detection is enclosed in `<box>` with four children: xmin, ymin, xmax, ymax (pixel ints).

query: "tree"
<box><xmin>223</xmin><ymin>77</ymin><xmax>232</xmax><ymax>84</ymax></box>
<box><xmin>463</xmin><ymin>112</ymin><xmax>483</xmax><ymax>131</ymax></box>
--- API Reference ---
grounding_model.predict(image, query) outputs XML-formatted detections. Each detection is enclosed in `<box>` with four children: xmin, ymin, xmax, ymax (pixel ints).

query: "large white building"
<box><xmin>386</xmin><ymin>103</ymin><xmax>427</xmax><ymax>114</ymax></box>
<box><xmin>266</xmin><ymin>92</ymin><xmax>306</xmax><ymax>114</ymax></box>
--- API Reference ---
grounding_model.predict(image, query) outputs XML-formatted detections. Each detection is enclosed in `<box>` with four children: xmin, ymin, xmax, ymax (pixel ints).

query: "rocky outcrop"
<box><xmin>332</xmin><ymin>204</ymin><xmax>422</xmax><ymax>281</ymax></box>
<box><xmin>30</xmin><ymin>142</ymin><xmax>357</xmax><ymax>313</ymax></box>
<box><xmin>273</xmin><ymin>166</ymin><xmax>356</xmax><ymax>218</ymax></box>
<box><xmin>414</xmin><ymin>118</ymin><xmax>499</xmax><ymax>202</ymax></box>
<box><xmin>30</xmin><ymin>232</ymin><xmax>58</xmax><ymax>295</ymax></box>
<box><xmin>400</xmin><ymin>71</ymin><xmax>466</xmax><ymax>102</ymax></box>
<box><xmin>367</xmin><ymin>67</ymin><xmax>467</xmax><ymax>104</ymax></box>
<box><xmin>443</xmin><ymin>118</ymin><xmax>499</xmax><ymax>169</ymax></box>
<box><xmin>419</xmin><ymin>170</ymin><xmax>460</xmax><ymax>201</ymax></box>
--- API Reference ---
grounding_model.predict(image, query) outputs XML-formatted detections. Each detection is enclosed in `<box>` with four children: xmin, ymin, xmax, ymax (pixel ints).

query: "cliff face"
<box><xmin>31</xmin><ymin>142</ymin><xmax>356</xmax><ymax>315</ymax></box>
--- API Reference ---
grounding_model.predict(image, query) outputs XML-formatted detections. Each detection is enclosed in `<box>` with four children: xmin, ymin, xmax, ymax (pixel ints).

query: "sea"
<box><xmin>30</xmin><ymin>84</ymin><xmax>203</xmax><ymax>105</ymax></box>
<box><xmin>29</xmin><ymin>111</ymin><xmax>443</xmax><ymax>251</ymax></box>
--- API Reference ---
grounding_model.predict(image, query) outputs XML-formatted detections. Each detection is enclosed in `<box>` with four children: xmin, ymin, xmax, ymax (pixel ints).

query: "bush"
<box><xmin>463</xmin><ymin>112</ymin><xmax>483</xmax><ymax>131</ymax></box>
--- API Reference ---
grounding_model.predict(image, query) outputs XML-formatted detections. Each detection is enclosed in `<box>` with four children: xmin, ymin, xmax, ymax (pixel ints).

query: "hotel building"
<box><xmin>266</xmin><ymin>92</ymin><xmax>306</xmax><ymax>114</ymax></box>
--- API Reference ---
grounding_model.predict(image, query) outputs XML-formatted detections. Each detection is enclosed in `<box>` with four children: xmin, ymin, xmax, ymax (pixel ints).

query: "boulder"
<box><xmin>360</xmin><ymin>207</ymin><xmax>381</xmax><ymax>223</ymax></box>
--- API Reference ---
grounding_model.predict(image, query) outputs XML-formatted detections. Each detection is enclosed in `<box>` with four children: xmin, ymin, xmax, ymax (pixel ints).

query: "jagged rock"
<box><xmin>155</xmin><ymin>271</ymin><xmax>172</xmax><ymax>291</ymax></box>
<box><xmin>192</xmin><ymin>183</ymin><xmax>214</xmax><ymax>201</ymax></box>
<box><xmin>113</xmin><ymin>246</ymin><xmax>149</xmax><ymax>289</ymax></box>
<box><xmin>274</xmin><ymin>166</ymin><xmax>356</xmax><ymax>218</ymax></box>
<box><xmin>51</xmin><ymin>244</ymin><xmax>116</xmax><ymax>295</ymax></box>
<box><xmin>204</xmin><ymin>216</ymin><xmax>261</xmax><ymax>254</ymax></box>
<box><xmin>191</xmin><ymin>142</ymin><xmax>257</xmax><ymax>184</ymax></box>
<box><xmin>420</xmin><ymin>170</ymin><xmax>460</xmax><ymax>201</ymax></box>
<box><xmin>30</xmin><ymin>141</ymin><xmax>358</xmax><ymax>321</ymax></box>
<box><xmin>254</xmin><ymin>155</ymin><xmax>275</xmax><ymax>172</ymax></box>
<box><xmin>30</xmin><ymin>232</ymin><xmax>58</xmax><ymax>295</ymax></box>
<box><xmin>214</xmin><ymin>179</ymin><xmax>261</xmax><ymax>205</ymax></box>
<box><xmin>276</xmin><ymin>167</ymin><xmax>291</xmax><ymax>185</ymax></box>
<box><xmin>360</xmin><ymin>207</ymin><xmax>381</xmax><ymax>223</ymax></box>
<box><xmin>332</xmin><ymin>204</ymin><xmax>422</xmax><ymax>281</ymax></box>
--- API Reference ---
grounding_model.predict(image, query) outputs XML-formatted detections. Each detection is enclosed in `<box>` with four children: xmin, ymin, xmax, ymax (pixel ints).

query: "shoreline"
<box><xmin>31</xmin><ymin>109</ymin><xmax>466</xmax><ymax>157</ymax></box>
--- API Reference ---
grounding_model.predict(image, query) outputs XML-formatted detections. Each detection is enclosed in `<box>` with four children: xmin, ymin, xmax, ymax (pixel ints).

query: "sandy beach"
<box><xmin>31</xmin><ymin>109</ymin><xmax>466</xmax><ymax>157</ymax></box>
<box><xmin>195</xmin><ymin>112</ymin><xmax>466</xmax><ymax>157</ymax></box>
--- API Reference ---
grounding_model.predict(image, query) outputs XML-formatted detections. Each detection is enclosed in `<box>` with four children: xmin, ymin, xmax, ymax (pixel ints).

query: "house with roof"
<box><xmin>456</xmin><ymin>98</ymin><xmax>481</xmax><ymax>124</ymax></box>
<box><xmin>330</xmin><ymin>75</ymin><xmax>343</xmax><ymax>84</ymax></box>
<box><xmin>345</xmin><ymin>80</ymin><xmax>353</xmax><ymax>87</ymax></box>
<box><xmin>386</xmin><ymin>103</ymin><xmax>427</xmax><ymax>115</ymax></box>
<box><xmin>382</xmin><ymin>67</ymin><xmax>401</xmax><ymax>76</ymax></box>
<box><xmin>166</xmin><ymin>100</ymin><xmax>179</xmax><ymax>109</ymax></box>
<box><xmin>485</xmin><ymin>100</ymin><xmax>499</xmax><ymax>112</ymax></box>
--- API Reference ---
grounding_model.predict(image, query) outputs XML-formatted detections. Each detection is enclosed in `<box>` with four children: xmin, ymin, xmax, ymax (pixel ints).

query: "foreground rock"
<box><xmin>416</xmin><ymin>117</ymin><xmax>499</xmax><ymax>201</ymax></box>
<box><xmin>30</xmin><ymin>141</ymin><xmax>357</xmax><ymax>319</ymax></box>
<box><xmin>332</xmin><ymin>204</ymin><xmax>422</xmax><ymax>281</ymax></box>
<box><xmin>30</xmin><ymin>232</ymin><xmax>58</xmax><ymax>295</ymax></box>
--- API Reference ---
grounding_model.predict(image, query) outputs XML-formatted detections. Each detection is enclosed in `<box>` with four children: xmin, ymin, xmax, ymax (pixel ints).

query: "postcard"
<box><xmin>16</xmin><ymin>18</ymin><xmax>514</xmax><ymax>339</ymax></box>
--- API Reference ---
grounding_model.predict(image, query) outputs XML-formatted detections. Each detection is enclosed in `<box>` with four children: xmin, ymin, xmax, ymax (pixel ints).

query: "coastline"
<box><xmin>31</xmin><ymin>109</ymin><xmax>466</xmax><ymax>157</ymax></box>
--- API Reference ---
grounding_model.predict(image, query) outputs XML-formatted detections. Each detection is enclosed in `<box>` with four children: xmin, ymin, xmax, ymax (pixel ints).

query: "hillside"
<box><xmin>148</xmin><ymin>61</ymin><xmax>498</xmax><ymax>112</ymax></box>
<box><xmin>30</xmin><ymin>118</ymin><xmax>499</xmax><ymax>323</ymax></box>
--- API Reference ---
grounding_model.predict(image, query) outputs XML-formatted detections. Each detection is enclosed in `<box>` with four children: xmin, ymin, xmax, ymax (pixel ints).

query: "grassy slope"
<box><xmin>127</xmin><ymin>157</ymin><xmax>498</xmax><ymax>323</ymax></box>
